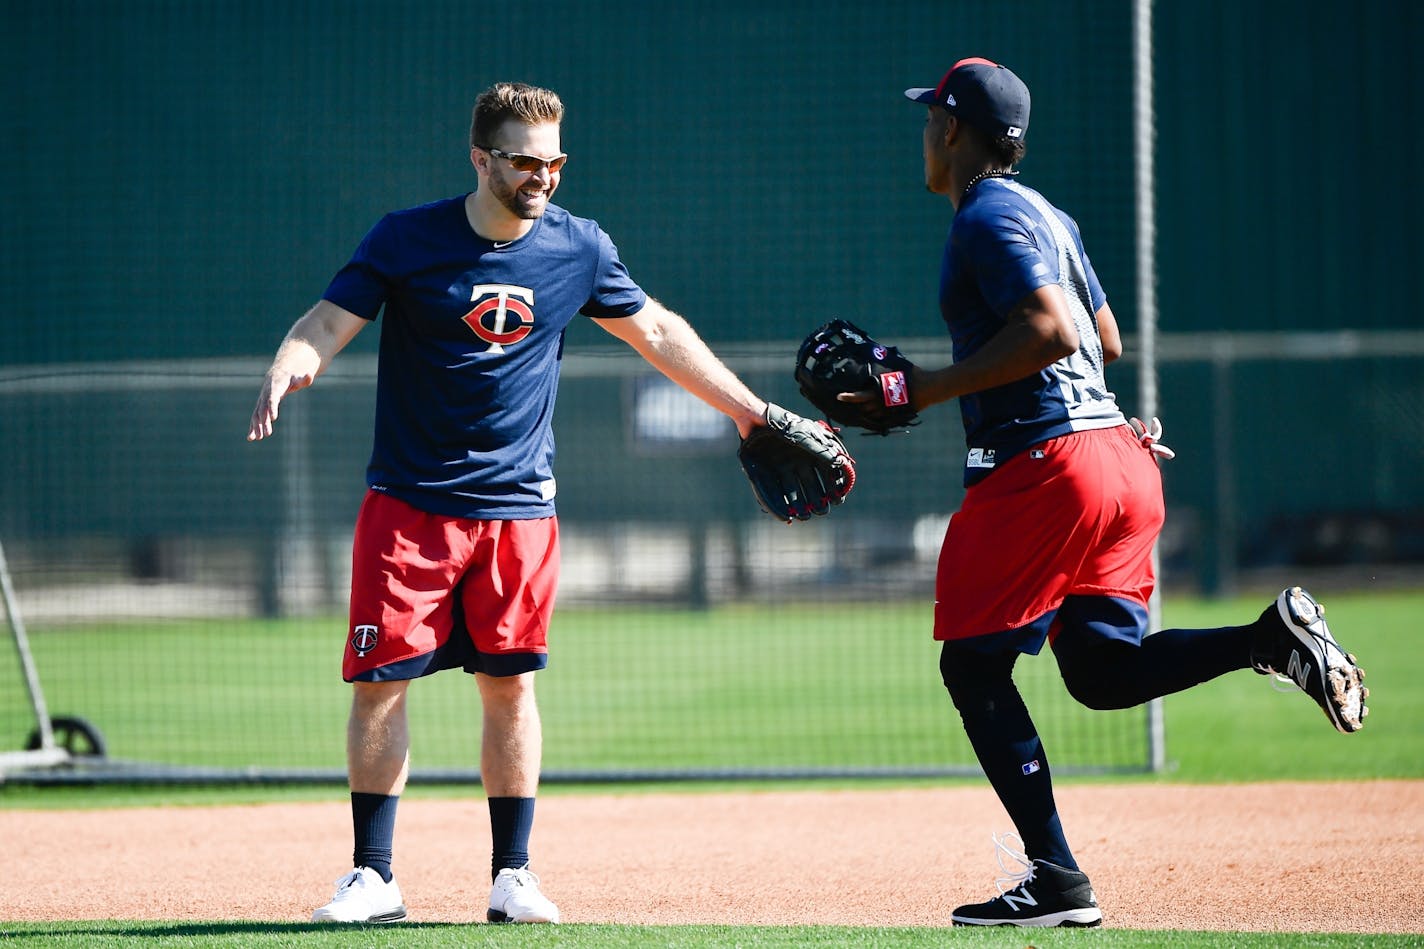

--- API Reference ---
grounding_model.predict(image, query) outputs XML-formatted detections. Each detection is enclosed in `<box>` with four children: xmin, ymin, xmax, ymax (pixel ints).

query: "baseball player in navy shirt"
<box><xmin>884</xmin><ymin>58</ymin><xmax>1370</xmax><ymax>927</ymax></box>
<box><xmin>248</xmin><ymin>82</ymin><xmax>833</xmax><ymax>925</ymax></box>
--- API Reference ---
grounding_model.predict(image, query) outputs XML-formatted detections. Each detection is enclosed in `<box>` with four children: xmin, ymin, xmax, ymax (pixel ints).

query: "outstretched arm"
<box><xmin>598</xmin><ymin>298</ymin><xmax>855</xmax><ymax>522</ymax></box>
<box><xmin>247</xmin><ymin>300</ymin><xmax>368</xmax><ymax>441</ymax></box>
<box><xmin>593</xmin><ymin>297</ymin><xmax>767</xmax><ymax>437</ymax></box>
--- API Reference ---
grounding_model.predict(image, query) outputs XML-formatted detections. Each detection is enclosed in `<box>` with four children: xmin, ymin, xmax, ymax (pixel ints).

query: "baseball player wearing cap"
<box><xmin>247</xmin><ymin>82</ymin><xmax>842</xmax><ymax>925</ymax></box>
<box><xmin>878</xmin><ymin>58</ymin><xmax>1369</xmax><ymax>927</ymax></box>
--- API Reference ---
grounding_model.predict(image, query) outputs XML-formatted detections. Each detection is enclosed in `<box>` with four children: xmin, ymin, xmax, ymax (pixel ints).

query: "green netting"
<box><xmin>4</xmin><ymin>1</ymin><xmax>1420</xmax><ymax>781</ymax></box>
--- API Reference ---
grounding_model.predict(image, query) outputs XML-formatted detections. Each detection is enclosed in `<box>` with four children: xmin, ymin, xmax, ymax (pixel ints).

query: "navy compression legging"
<box><xmin>940</xmin><ymin>610</ymin><xmax>1254</xmax><ymax>867</ymax></box>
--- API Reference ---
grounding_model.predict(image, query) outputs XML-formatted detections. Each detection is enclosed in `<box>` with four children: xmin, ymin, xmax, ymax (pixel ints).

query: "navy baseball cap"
<box><xmin>905</xmin><ymin>57</ymin><xmax>1030</xmax><ymax>140</ymax></box>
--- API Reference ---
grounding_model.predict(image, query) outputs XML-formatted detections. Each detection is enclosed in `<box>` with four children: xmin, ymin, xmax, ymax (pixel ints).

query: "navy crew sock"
<box><xmin>351</xmin><ymin>791</ymin><xmax>399</xmax><ymax>883</ymax></box>
<box><xmin>489</xmin><ymin>796</ymin><xmax>536</xmax><ymax>881</ymax></box>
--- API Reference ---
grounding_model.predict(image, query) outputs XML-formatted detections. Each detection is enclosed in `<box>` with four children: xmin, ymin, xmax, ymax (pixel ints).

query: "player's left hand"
<box><xmin>1128</xmin><ymin>416</ymin><xmax>1175</xmax><ymax>461</ymax></box>
<box><xmin>738</xmin><ymin>403</ymin><xmax>856</xmax><ymax>522</ymax></box>
<box><xmin>794</xmin><ymin>319</ymin><xmax>920</xmax><ymax>436</ymax></box>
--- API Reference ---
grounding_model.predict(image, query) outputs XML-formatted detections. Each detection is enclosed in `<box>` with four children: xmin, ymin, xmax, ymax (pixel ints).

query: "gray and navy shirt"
<box><xmin>939</xmin><ymin>177</ymin><xmax>1125</xmax><ymax>486</ymax></box>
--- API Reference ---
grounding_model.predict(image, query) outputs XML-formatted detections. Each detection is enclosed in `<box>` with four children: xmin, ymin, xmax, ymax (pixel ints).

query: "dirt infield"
<box><xmin>6</xmin><ymin>780</ymin><xmax>1422</xmax><ymax>933</ymax></box>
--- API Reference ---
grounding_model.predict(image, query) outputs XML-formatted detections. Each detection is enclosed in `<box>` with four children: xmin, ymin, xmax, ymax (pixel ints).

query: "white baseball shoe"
<box><xmin>311</xmin><ymin>866</ymin><xmax>407</xmax><ymax>923</ymax></box>
<box><xmin>487</xmin><ymin>866</ymin><xmax>560</xmax><ymax>923</ymax></box>
<box><xmin>1252</xmin><ymin>586</ymin><xmax>1368</xmax><ymax>733</ymax></box>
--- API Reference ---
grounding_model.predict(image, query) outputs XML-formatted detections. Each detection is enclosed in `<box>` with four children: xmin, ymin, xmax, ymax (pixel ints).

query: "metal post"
<box><xmin>0</xmin><ymin>539</ymin><xmax>56</xmax><ymax>752</ymax></box>
<box><xmin>1134</xmin><ymin>0</ymin><xmax>1167</xmax><ymax>773</ymax></box>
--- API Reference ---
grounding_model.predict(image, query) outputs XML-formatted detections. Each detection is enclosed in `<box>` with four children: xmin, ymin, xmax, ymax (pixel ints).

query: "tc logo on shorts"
<box><xmin>880</xmin><ymin>370</ymin><xmax>909</xmax><ymax>407</ymax></box>
<box><xmin>350</xmin><ymin>624</ymin><xmax>379</xmax><ymax>658</ymax></box>
<box><xmin>463</xmin><ymin>284</ymin><xmax>535</xmax><ymax>354</ymax></box>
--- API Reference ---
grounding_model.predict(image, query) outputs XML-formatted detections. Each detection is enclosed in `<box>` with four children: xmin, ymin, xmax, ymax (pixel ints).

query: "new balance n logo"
<box><xmin>1286</xmin><ymin>648</ymin><xmax>1312</xmax><ymax>690</ymax></box>
<box><xmin>1001</xmin><ymin>888</ymin><xmax>1039</xmax><ymax>912</ymax></box>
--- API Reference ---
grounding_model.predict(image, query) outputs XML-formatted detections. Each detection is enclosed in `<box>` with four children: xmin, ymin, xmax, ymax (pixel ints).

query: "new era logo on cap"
<box><xmin>904</xmin><ymin>57</ymin><xmax>1031</xmax><ymax>140</ymax></box>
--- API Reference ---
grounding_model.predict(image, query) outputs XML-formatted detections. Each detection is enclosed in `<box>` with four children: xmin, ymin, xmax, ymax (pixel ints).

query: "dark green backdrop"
<box><xmin>4</xmin><ymin>0</ymin><xmax>1423</xmax><ymax>588</ymax></box>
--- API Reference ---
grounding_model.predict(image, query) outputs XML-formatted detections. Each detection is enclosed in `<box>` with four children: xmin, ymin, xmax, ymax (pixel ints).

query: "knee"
<box><xmin>940</xmin><ymin>645</ymin><xmax>1013</xmax><ymax>713</ymax></box>
<box><xmin>1056</xmin><ymin>648</ymin><xmax>1131</xmax><ymax>711</ymax></box>
<box><xmin>1059</xmin><ymin>670</ymin><xmax>1119</xmax><ymax>710</ymax></box>
<box><xmin>351</xmin><ymin>679</ymin><xmax>408</xmax><ymax>717</ymax></box>
<box><xmin>478</xmin><ymin>671</ymin><xmax>539</xmax><ymax>716</ymax></box>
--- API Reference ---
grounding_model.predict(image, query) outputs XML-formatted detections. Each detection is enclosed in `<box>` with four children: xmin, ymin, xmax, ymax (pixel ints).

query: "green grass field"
<box><xmin>4</xmin><ymin>590</ymin><xmax>1421</xmax><ymax>946</ymax></box>
<box><xmin>3</xmin><ymin>921</ymin><xmax>1419</xmax><ymax>948</ymax></box>
<box><xmin>4</xmin><ymin>600</ymin><xmax>1142</xmax><ymax>778</ymax></box>
<box><xmin>2</xmin><ymin>590</ymin><xmax>1418</xmax><ymax>785</ymax></box>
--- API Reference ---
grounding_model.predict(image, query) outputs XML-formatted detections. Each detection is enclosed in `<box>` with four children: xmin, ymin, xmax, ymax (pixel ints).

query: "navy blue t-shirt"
<box><xmin>323</xmin><ymin>196</ymin><xmax>647</xmax><ymax>518</ymax></box>
<box><xmin>940</xmin><ymin>178</ymin><xmax>1124</xmax><ymax>486</ymax></box>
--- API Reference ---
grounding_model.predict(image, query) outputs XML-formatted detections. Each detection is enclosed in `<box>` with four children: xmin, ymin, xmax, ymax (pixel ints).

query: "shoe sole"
<box><xmin>1277</xmin><ymin>587</ymin><xmax>1367</xmax><ymax>733</ymax></box>
<box><xmin>311</xmin><ymin>904</ymin><xmax>407</xmax><ymax>924</ymax></box>
<box><xmin>487</xmin><ymin>909</ymin><xmax>559</xmax><ymax>924</ymax></box>
<box><xmin>951</xmin><ymin>909</ymin><xmax>1102</xmax><ymax>927</ymax></box>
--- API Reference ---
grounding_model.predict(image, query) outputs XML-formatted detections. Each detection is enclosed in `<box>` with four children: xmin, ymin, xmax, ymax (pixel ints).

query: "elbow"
<box><xmin>1025</xmin><ymin>311</ymin><xmax>1078</xmax><ymax>365</ymax></box>
<box><xmin>633</xmin><ymin>308</ymin><xmax>676</xmax><ymax>351</ymax></box>
<box><xmin>1101</xmin><ymin>335</ymin><xmax>1123</xmax><ymax>364</ymax></box>
<box><xmin>642</xmin><ymin>320</ymin><xmax>670</xmax><ymax>349</ymax></box>
<box><xmin>1045</xmin><ymin>326</ymin><xmax>1079</xmax><ymax>364</ymax></box>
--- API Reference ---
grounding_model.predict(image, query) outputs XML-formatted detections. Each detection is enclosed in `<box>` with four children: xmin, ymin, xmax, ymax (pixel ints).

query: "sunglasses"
<box><xmin>480</xmin><ymin>146</ymin><xmax>568</xmax><ymax>174</ymax></box>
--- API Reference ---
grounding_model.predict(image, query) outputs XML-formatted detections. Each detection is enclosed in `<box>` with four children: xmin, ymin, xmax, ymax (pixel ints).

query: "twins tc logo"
<box><xmin>350</xmin><ymin>625</ymin><xmax>379</xmax><ymax>658</ymax></box>
<box><xmin>462</xmin><ymin>284</ymin><xmax>535</xmax><ymax>354</ymax></box>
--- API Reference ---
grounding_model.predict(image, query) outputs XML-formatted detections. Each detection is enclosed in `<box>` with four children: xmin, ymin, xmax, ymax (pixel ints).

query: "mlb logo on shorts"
<box><xmin>1022</xmin><ymin>759</ymin><xmax>1041</xmax><ymax>776</ymax></box>
<box><xmin>350</xmin><ymin>624</ymin><xmax>379</xmax><ymax>658</ymax></box>
<box><xmin>880</xmin><ymin>370</ymin><xmax>909</xmax><ymax>407</ymax></box>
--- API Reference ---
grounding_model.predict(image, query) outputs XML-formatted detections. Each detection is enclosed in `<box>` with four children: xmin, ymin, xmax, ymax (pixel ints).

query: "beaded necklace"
<box><xmin>960</xmin><ymin>168</ymin><xmax>1018</xmax><ymax>202</ymax></box>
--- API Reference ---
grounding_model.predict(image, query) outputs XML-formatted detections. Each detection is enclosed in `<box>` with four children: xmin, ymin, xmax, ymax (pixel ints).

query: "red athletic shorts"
<box><xmin>933</xmin><ymin>425</ymin><xmax>1164</xmax><ymax>645</ymax></box>
<box><xmin>343</xmin><ymin>490</ymin><xmax>559</xmax><ymax>682</ymax></box>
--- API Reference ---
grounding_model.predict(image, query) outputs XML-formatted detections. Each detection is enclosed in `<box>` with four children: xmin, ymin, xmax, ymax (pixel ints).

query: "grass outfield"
<box><xmin>3</xmin><ymin>592</ymin><xmax>1420</xmax><ymax>945</ymax></box>
<box><xmin>2</xmin><ymin>589</ymin><xmax>1418</xmax><ymax>791</ymax></box>
<box><xmin>1</xmin><ymin>922</ymin><xmax>1419</xmax><ymax>947</ymax></box>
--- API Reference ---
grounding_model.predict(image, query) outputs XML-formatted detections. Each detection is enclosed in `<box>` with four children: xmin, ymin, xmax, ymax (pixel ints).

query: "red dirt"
<box><xmin>6</xmin><ymin>781</ymin><xmax>1422</xmax><ymax>933</ymax></box>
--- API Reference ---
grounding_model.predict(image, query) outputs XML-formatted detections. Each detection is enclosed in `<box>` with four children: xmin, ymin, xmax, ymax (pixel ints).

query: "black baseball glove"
<box><xmin>794</xmin><ymin>319</ymin><xmax>920</xmax><ymax>435</ymax></box>
<box><xmin>738</xmin><ymin>403</ymin><xmax>856</xmax><ymax>522</ymax></box>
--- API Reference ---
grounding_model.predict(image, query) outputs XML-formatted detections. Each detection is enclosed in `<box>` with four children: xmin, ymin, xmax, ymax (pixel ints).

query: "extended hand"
<box><xmin>247</xmin><ymin>368</ymin><xmax>315</xmax><ymax>441</ymax></box>
<box><xmin>794</xmin><ymin>319</ymin><xmax>919</xmax><ymax>436</ymax></box>
<box><xmin>738</xmin><ymin>403</ymin><xmax>857</xmax><ymax>522</ymax></box>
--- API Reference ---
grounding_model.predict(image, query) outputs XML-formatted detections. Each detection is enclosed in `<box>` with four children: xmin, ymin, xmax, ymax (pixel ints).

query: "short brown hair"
<box><xmin>470</xmin><ymin>82</ymin><xmax>564</xmax><ymax>148</ymax></box>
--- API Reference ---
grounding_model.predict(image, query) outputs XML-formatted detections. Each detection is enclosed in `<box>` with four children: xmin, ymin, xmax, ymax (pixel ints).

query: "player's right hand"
<box><xmin>247</xmin><ymin>369</ymin><xmax>314</xmax><ymax>441</ymax></box>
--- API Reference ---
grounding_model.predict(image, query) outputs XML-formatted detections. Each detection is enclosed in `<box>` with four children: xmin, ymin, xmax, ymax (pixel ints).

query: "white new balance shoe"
<box><xmin>487</xmin><ymin>866</ymin><xmax>560</xmax><ymax>923</ymax></box>
<box><xmin>311</xmin><ymin>866</ymin><xmax>407</xmax><ymax>923</ymax></box>
<box><xmin>1252</xmin><ymin>586</ymin><xmax>1368</xmax><ymax>733</ymax></box>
